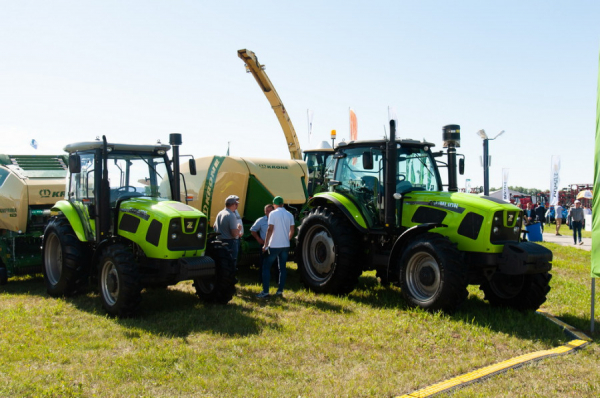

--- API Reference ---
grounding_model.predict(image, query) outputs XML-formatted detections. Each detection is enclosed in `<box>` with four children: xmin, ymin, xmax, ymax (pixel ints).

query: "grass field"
<box><xmin>0</xmin><ymin>243</ymin><xmax>598</xmax><ymax>397</ymax></box>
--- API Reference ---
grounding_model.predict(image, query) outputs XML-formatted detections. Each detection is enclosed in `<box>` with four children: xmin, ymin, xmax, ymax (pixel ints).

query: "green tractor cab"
<box><xmin>42</xmin><ymin>134</ymin><xmax>236</xmax><ymax>317</ymax></box>
<box><xmin>296</xmin><ymin>123</ymin><xmax>552</xmax><ymax>312</ymax></box>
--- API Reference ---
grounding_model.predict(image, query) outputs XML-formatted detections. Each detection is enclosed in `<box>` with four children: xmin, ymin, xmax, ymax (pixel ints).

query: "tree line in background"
<box><xmin>489</xmin><ymin>186</ymin><xmax>545</xmax><ymax>195</ymax></box>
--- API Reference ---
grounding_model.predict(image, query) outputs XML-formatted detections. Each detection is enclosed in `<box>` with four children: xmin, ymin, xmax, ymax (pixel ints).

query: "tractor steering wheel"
<box><xmin>116</xmin><ymin>185</ymin><xmax>137</xmax><ymax>193</ymax></box>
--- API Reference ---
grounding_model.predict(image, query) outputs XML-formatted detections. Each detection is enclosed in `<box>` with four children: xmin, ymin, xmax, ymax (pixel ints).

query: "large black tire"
<box><xmin>296</xmin><ymin>206</ymin><xmax>364</xmax><ymax>294</ymax></box>
<box><xmin>193</xmin><ymin>241</ymin><xmax>237</xmax><ymax>304</ymax></box>
<box><xmin>480</xmin><ymin>272</ymin><xmax>551</xmax><ymax>311</ymax></box>
<box><xmin>398</xmin><ymin>233</ymin><xmax>468</xmax><ymax>312</ymax></box>
<box><xmin>0</xmin><ymin>259</ymin><xmax>7</xmax><ymax>285</ymax></box>
<box><xmin>42</xmin><ymin>217</ymin><xmax>89</xmax><ymax>297</ymax></box>
<box><xmin>98</xmin><ymin>244</ymin><xmax>142</xmax><ymax>317</ymax></box>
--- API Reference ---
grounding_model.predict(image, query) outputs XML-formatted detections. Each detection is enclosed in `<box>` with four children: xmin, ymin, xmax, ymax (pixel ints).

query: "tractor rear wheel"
<box><xmin>42</xmin><ymin>217</ymin><xmax>89</xmax><ymax>296</ymax></box>
<box><xmin>480</xmin><ymin>272</ymin><xmax>551</xmax><ymax>311</ymax></box>
<box><xmin>296</xmin><ymin>206</ymin><xmax>364</xmax><ymax>294</ymax></box>
<box><xmin>193</xmin><ymin>240</ymin><xmax>237</xmax><ymax>304</ymax></box>
<box><xmin>98</xmin><ymin>244</ymin><xmax>141</xmax><ymax>317</ymax></box>
<box><xmin>398</xmin><ymin>233</ymin><xmax>468</xmax><ymax>312</ymax></box>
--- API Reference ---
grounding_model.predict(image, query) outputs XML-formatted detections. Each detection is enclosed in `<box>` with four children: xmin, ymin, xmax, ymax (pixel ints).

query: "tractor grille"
<box><xmin>167</xmin><ymin>216</ymin><xmax>207</xmax><ymax>251</ymax></box>
<box><xmin>490</xmin><ymin>210</ymin><xmax>521</xmax><ymax>243</ymax></box>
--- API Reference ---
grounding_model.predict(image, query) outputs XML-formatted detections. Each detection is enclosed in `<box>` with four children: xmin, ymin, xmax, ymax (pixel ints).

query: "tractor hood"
<box><xmin>118</xmin><ymin>197</ymin><xmax>205</xmax><ymax>221</ymax></box>
<box><xmin>403</xmin><ymin>191</ymin><xmax>521</xmax><ymax>214</ymax></box>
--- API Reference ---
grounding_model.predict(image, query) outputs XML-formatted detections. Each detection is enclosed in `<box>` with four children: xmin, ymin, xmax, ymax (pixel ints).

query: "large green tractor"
<box><xmin>296</xmin><ymin>123</ymin><xmax>552</xmax><ymax>312</ymax></box>
<box><xmin>42</xmin><ymin>134</ymin><xmax>236</xmax><ymax>316</ymax></box>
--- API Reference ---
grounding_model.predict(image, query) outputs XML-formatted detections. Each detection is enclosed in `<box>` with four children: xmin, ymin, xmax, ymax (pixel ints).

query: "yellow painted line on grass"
<box><xmin>396</xmin><ymin>312</ymin><xmax>592</xmax><ymax>398</ymax></box>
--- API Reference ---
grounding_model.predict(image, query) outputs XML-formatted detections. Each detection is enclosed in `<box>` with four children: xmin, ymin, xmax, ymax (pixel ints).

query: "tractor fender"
<box><xmin>306</xmin><ymin>194</ymin><xmax>369</xmax><ymax>233</ymax></box>
<box><xmin>386</xmin><ymin>223</ymin><xmax>446</xmax><ymax>283</ymax></box>
<box><xmin>51</xmin><ymin>201</ymin><xmax>89</xmax><ymax>242</ymax></box>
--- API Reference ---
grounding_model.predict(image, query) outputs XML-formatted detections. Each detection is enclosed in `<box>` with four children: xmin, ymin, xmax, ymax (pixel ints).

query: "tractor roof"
<box><xmin>336</xmin><ymin>138</ymin><xmax>436</xmax><ymax>149</ymax></box>
<box><xmin>64</xmin><ymin>141</ymin><xmax>171</xmax><ymax>154</ymax></box>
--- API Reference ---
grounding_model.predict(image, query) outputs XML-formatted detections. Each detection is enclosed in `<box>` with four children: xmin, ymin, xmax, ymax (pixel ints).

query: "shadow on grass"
<box><xmin>3</xmin><ymin>268</ymin><xmax>592</xmax><ymax>344</ymax></box>
<box><xmin>2</xmin><ymin>269</ymin><xmax>348</xmax><ymax>338</ymax></box>
<box><xmin>348</xmin><ymin>273</ymin><xmax>592</xmax><ymax>345</ymax></box>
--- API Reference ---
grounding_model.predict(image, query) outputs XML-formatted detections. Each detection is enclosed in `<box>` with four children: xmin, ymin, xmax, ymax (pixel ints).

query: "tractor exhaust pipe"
<box><xmin>384</xmin><ymin>120</ymin><xmax>398</xmax><ymax>228</ymax></box>
<box><xmin>170</xmin><ymin>134</ymin><xmax>182</xmax><ymax>202</ymax></box>
<box><xmin>442</xmin><ymin>125</ymin><xmax>460</xmax><ymax>192</ymax></box>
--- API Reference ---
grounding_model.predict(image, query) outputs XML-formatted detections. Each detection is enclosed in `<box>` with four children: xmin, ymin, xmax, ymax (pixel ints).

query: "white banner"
<box><xmin>502</xmin><ymin>169</ymin><xmax>510</xmax><ymax>202</ymax></box>
<box><xmin>549</xmin><ymin>155</ymin><xmax>561</xmax><ymax>205</ymax></box>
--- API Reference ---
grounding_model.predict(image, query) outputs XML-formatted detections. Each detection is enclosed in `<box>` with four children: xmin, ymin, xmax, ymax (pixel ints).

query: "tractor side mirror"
<box><xmin>188</xmin><ymin>159</ymin><xmax>197</xmax><ymax>176</ymax></box>
<box><xmin>69</xmin><ymin>154</ymin><xmax>81</xmax><ymax>173</ymax></box>
<box><xmin>459</xmin><ymin>158</ymin><xmax>464</xmax><ymax>175</ymax></box>
<box><xmin>362</xmin><ymin>152</ymin><xmax>373</xmax><ymax>170</ymax></box>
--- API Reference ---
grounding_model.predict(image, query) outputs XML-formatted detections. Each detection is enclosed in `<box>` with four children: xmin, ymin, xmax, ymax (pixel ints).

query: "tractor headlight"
<box><xmin>171</xmin><ymin>233</ymin><xmax>177</xmax><ymax>240</ymax></box>
<box><xmin>197</xmin><ymin>233</ymin><xmax>203</xmax><ymax>239</ymax></box>
<box><xmin>493</xmin><ymin>227</ymin><xmax>499</xmax><ymax>235</ymax></box>
<box><xmin>513</xmin><ymin>227</ymin><xmax>520</xmax><ymax>234</ymax></box>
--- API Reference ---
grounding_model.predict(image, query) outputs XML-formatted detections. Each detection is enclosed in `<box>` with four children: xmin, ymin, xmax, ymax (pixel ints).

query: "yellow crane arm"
<box><xmin>238</xmin><ymin>49</ymin><xmax>302</xmax><ymax>160</ymax></box>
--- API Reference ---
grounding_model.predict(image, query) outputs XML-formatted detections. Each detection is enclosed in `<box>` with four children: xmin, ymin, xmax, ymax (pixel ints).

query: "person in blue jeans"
<box><xmin>213</xmin><ymin>195</ymin><xmax>243</xmax><ymax>268</ymax></box>
<box><xmin>569</xmin><ymin>200</ymin><xmax>584</xmax><ymax>245</ymax></box>
<box><xmin>257</xmin><ymin>196</ymin><xmax>295</xmax><ymax>298</ymax></box>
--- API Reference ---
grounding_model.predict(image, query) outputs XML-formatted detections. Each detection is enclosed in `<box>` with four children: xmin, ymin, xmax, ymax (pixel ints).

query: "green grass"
<box><xmin>0</xmin><ymin>245</ymin><xmax>598</xmax><ymax>397</ymax></box>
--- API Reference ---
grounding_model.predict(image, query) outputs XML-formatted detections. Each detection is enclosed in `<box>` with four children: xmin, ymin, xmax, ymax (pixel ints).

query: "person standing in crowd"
<box><xmin>214</xmin><ymin>195</ymin><xmax>243</xmax><ymax>268</ymax></box>
<box><xmin>250</xmin><ymin>204</ymin><xmax>274</xmax><ymax>283</ymax></box>
<box><xmin>568</xmin><ymin>200</ymin><xmax>584</xmax><ymax>245</ymax></box>
<box><xmin>535</xmin><ymin>202</ymin><xmax>546</xmax><ymax>232</ymax></box>
<box><xmin>257</xmin><ymin>196</ymin><xmax>294</xmax><ymax>299</ymax></box>
<box><xmin>524</xmin><ymin>203</ymin><xmax>535</xmax><ymax>225</ymax></box>
<box><xmin>555</xmin><ymin>201</ymin><xmax>564</xmax><ymax>236</ymax></box>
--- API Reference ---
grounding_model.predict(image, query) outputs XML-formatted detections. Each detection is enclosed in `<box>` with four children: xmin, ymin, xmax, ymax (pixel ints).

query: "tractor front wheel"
<box><xmin>480</xmin><ymin>272</ymin><xmax>551</xmax><ymax>311</ymax></box>
<box><xmin>296</xmin><ymin>206</ymin><xmax>364</xmax><ymax>294</ymax></box>
<box><xmin>42</xmin><ymin>217</ymin><xmax>89</xmax><ymax>296</ymax></box>
<box><xmin>398</xmin><ymin>233</ymin><xmax>468</xmax><ymax>312</ymax></box>
<box><xmin>98</xmin><ymin>244</ymin><xmax>141</xmax><ymax>317</ymax></box>
<box><xmin>193</xmin><ymin>241</ymin><xmax>237</xmax><ymax>304</ymax></box>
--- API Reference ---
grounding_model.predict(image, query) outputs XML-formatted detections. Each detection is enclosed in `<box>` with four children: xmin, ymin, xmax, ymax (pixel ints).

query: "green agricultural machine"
<box><xmin>296</xmin><ymin>122</ymin><xmax>552</xmax><ymax>312</ymax></box>
<box><xmin>42</xmin><ymin>134</ymin><xmax>236</xmax><ymax>316</ymax></box>
<box><xmin>0</xmin><ymin>154</ymin><xmax>68</xmax><ymax>284</ymax></box>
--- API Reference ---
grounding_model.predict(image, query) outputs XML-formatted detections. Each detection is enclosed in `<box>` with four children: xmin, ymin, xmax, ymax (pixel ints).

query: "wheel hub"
<box><xmin>307</xmin><ymin>230</ymin><xmax>335</xmax><ymax>274</ymax></box>
<box><xmin>419</xmin><ymin>266</ymin><xmax>435</xmax><ymax>286</ymax></box>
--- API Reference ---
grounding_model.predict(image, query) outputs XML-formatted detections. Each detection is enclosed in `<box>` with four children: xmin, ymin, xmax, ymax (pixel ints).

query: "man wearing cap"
<box><xmin>214</xmin><ymin>195</ymin><xmax>243</xmax><ymax>267</ymax></box>
<box><xmin>257</xmin><ymin>196</ymin><xmax>294</xmax><ymax>298</ymax></box>
<box><xmin>250</xmin><ymin>203</ymin><xmax>275</xmax><ymax>283</ymax></box>
<box><xmin>568</xmin><ymin>200</ymin><xmax>584</xmax><ymax>245</ymax></box>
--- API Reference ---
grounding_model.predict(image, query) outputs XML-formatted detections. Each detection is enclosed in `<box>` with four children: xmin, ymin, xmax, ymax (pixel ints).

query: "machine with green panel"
<box><xmin>296</xmin><ymin>123</ymin><xmax>552</xmax><ymax>312</ymax></box>
<box><xmin>0</xmin><ymin>154</ymin><xmax>68</xmax><ymax>284</ymax></box>
<box><xmin>42</xmin><ymin>134</ymin><xmax>237</xmax><ymax>317</ymax></box>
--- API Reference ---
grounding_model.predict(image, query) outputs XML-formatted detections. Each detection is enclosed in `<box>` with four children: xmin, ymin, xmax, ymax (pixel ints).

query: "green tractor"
<box><xmin>42</xmin><ymin>134</ymin><xmax>236</xmax><ymax>316</ymax></box>
<box><xmin>296</xmin><ymin>123</ymin><xmax>552</xmax><ymax>312</ymax></box>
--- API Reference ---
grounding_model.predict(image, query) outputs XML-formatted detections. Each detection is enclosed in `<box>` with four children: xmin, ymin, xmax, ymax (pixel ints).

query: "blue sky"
<box><xmin>1</xmin><ymin>1</ymin><xmax>598</xmax><ymax>190</ymax></box>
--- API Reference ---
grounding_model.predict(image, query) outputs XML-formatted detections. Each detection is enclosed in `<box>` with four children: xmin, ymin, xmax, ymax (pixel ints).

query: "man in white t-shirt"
<box><xmin>257</xmin><ymin>196</ymin><xmax>295</xmax><ymax>298</ymax></box>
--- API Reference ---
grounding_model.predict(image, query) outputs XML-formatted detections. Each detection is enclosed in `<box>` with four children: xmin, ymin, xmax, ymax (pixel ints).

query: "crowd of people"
<box><xmin>213</xmin><ymin>195</ymin><xmax>294</xmax><ymax>299</ymax></box>
<box><xmin>524</xmin><ymin>201</ymin><xmax>592</xmax><ymax>245</ymax></box>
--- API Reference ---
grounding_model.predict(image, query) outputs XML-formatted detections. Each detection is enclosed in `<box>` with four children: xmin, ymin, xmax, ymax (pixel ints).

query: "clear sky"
<box><xmin>1</xmin><ymin>1</ymin><xmax>598</xmax><ymax>191</ymax></box>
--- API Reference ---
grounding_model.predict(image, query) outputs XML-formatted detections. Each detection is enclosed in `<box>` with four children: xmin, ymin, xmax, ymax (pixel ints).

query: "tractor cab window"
<box><xmin>334</xmin><ymin>147</ymin><xmax>384</xmax><ymax>224</ymax></box>
<box><xmin>305</xmin><ymin>152</ymin><xmax>334</xmax><ymax>196</ymax></box>
<box><xmin>69</xmin><ymin>153</ymin><xmax>95</xmax><ymax>201</ymax></box>
<box><xmin>397</xmin><ymin>146</ymin><xmax>439</xmax><ymax>193</ymax></box>
<box><xmin>106</xmin><ymin>154</ymin><xmax>171</xmax><ymax>205</ymax></box>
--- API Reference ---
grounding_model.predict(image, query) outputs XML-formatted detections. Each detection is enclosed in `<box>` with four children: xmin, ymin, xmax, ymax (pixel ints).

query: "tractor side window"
<box><xmin>334</xmin><ymin>147</ymin><xmax>383</xmax><ymax>224</ymax></box>
<box><xmin>69</xmin><ymin>153</ymin><xmax>95</xmax><ymax>201</ymax></box>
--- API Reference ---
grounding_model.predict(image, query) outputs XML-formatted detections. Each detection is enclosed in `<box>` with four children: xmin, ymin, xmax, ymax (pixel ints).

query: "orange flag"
<box><xmin>349</xmin><ymin>108</ymin><xmax>358</xmax><ymax>141</ymax></box>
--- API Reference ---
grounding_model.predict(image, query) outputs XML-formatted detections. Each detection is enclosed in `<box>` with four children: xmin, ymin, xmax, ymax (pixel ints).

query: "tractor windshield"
<box><xmin>106</xmin><ymin>154</ymin><xmax>171</xmax><ymax>204</ymax></box>
<box><xmin>69</xmin><ymin>152</ymin><xmax>172</xmax><ymax>205</ymax></box>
